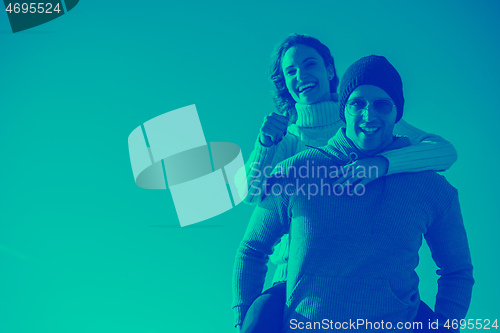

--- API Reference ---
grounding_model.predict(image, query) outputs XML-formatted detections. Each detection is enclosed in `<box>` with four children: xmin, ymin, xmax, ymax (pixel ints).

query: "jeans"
<box><xmin>240</xmin><ymin>282</ymin><xmax>457</xmax><ymax>332</ymax></box>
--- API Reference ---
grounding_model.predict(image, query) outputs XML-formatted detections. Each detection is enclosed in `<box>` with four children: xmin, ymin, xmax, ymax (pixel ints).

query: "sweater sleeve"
<box><xmin>424</xmin><ymin>192</ymin><xmax>474</xmax><ymax>322</ymax></box>
<box><xmin>235</xmin><ymin>133</ymin><xmax>298</xmax><ymax>205</ymax></box>
<box><xmin>232</xmin><ymin>176</ymin><xmax>291</xmax><ymax>326</ymax></box>
<box><xmin>381</xmin><ymin>119</ymin><xmax>458</xmax><ymax>175</ymax></box>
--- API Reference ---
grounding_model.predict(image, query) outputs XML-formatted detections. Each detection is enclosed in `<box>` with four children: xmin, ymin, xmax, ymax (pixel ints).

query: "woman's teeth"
<box><xmin>299</xmin><ymin>83</ymin><xmax>316</xmax><ymax>92</ymax></box>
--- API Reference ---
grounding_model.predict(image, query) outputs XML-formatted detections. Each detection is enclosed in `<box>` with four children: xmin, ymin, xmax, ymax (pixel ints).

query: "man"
<box><xmin>232</xmin><ymin>55</ymin><xmax>473</xmax><ymax>332</ymax></box>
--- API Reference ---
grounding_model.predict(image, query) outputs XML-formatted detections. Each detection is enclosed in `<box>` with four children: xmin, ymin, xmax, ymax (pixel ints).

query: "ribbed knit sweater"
<box><xmin>232</xmin><ymin>129</ymin><xmax>473</xmax><ymax>332</ymax></box>
<box><xmin>235</xmin><ymin>99</ymin><xmax>459</xmax><ymax>284</ymax></box>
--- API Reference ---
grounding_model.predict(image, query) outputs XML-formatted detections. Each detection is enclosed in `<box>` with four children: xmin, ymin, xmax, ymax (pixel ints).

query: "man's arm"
<box><xmin>232</xmin><ymin>176</ymin><xmax>291</xmax><ymax>327</ymax></box>
<box><xmin>424</xmin><ymin>191</ymin><xmax>474</xmax><ymax>322</ymax></box>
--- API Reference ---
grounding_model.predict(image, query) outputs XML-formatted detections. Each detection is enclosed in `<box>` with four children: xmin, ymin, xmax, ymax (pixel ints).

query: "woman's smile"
<box><xmin>297</xmin><ymin>82</ymin><xmax>317</xmax><ymax>94</ymax></box>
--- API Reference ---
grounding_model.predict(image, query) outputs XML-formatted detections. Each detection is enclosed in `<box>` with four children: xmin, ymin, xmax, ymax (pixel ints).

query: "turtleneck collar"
<box><xmin>295</xmin><ymin>98</ymin><xmax>340</xmax><ymax>128</ymax></box>
<box><xmin>322</xmin><ymin>128</ymin><xmax>411</xmax><ymax>163</ymax></box>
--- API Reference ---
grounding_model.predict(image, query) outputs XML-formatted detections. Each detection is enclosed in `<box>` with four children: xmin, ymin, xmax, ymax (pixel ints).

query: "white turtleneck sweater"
<box><xmin>235</xmin><ymin>99</ymin><xmax>458</xmax><ymax>283</ymax></box>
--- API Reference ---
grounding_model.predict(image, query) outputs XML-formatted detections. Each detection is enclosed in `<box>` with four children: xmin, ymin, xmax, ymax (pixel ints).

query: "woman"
<box><xmin>234</xmin><ymin>34</ymin><xmax>459</xmax><ymax>332</ymax></box>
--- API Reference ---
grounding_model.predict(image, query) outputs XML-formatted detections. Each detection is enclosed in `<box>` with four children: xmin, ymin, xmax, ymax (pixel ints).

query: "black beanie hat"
<box><xmin>339</xmin><ymin>55</ymin><xmax>404</xmax><ymax>123</ymax></box>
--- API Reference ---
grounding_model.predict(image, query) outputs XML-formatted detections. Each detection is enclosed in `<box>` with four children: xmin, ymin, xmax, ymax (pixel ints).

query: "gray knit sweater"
<box><xmin>232</xmin><ymin>128</ymin><xmax>473</xmax><ymax>331</ymax></box>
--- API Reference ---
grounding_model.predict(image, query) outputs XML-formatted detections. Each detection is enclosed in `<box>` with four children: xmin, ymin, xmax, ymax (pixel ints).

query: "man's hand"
<box><xmin>333</xmin><ymin>156</ymin><xmax>389</xmax><ymax>187</ymax></box>
<box><xmin>259</xmin><ymin>112</ymin><xmax>289</xmax><ymax>147</ymax></box>
<box><xmin>235</xmin><ymin>324</ymin><xmax>242</xmax><ymax>333</ymax></box>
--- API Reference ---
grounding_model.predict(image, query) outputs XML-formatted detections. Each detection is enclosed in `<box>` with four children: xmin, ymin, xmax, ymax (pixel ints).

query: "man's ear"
<box><xmin>326</xmin><ymin>64</ymin><xmax>335</xmax><ymax>81</ymax></box>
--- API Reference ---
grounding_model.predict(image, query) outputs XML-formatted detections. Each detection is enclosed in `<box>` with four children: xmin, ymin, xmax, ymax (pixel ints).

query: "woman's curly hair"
<box><xmin>270</xmin><ymin>34</ymin><xmax>339</xmax><ymax>123</ymax></box>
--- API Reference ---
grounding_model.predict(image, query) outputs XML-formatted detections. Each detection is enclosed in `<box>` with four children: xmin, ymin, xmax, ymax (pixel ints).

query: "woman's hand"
<box><xmin>259</xmin><ymin>112</ymin><xmax>289</xmax><ymax>147</ymax></box>
<box><xmin>235</xmin><ymin>325</ymin><xmax>242</xmax><ymax>333</ymax></box>
<box><xmin>333</xmin><ymin>156</ymin><xmax>389</xmax><ymax>187</ymax></box>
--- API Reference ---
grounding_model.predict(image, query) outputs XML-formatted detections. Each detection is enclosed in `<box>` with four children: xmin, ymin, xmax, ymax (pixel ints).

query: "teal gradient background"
<box><xmin>1</xmin><ymin>1</ymin><xmax>499</xmax><ymax>332</ymax></box>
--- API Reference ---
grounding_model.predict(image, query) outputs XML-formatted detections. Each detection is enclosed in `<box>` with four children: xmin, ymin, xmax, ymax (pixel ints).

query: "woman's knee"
<box><xmin>241</xmin><ymin>282</ymin><xmax>286</xmax><ymax>333</ymax></box>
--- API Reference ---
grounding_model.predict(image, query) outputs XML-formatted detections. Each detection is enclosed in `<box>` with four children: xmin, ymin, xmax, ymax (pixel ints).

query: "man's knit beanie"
<box><xmin>339</xmin><ymin>55</ymin><xmax>404</xmax><ymax>123</ymax></box>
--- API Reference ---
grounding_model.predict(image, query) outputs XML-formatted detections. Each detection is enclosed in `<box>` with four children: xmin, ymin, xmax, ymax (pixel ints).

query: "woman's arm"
<box><xmin>333</xmin><ymin>119</ymin><xmax>458</xmax><ymax>187</ymax></box>
<box><xmin>235</xmin><ymin>132</ymin><xmax>298</xmax><ymax>204</ymax></box>
<box><xmin>232</xmin><ymin>177</ymin><xmax>290</xmax><ymax>327</ymax></box>
<box><xmin>381</xmin><ymin>119</ymin><xmax>458</xmax><ymax>175</ymax></box>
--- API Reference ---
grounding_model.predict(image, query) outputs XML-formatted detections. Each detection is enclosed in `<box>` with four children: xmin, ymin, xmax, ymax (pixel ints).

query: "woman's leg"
<box><xmin>413</xmin><ymin>301</ymin><xmax>457</xmax><ymax>332</ymax></box>
<box><xmin>413</xmin><ymin>300</ymin><xmax>436</xmax><ymax>332</ymax></box>
<box><xmin>241</xmin><ymin>282</ymin><xmax>286</xmax><ymax>333</ymax></box>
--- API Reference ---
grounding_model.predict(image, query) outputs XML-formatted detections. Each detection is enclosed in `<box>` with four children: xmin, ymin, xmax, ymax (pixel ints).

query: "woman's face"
<box><xmin>281</xmin><ymin>44</ymin><xmax>334</xmax><ymax>105</ymax></box>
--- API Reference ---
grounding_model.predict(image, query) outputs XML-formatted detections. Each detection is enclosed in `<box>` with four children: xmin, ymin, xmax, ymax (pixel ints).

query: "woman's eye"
<box><xmin>287</xmin><ymin>70</ymin><xmax>296</xmax><ymax>76</ymax></box>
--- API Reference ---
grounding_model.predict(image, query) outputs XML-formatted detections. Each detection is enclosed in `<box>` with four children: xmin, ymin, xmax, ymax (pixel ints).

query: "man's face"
<box><xmin>344</xmin><ymin>85</ymin><xmax>397</xmax><ymax>155</ymax></box>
